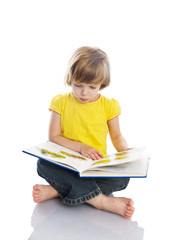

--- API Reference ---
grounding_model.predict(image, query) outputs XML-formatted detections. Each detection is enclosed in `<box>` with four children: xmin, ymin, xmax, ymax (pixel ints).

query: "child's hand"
<box><xmin>80</xmin><ymin>144</ymin><xmax>103</xmax><ymax>160</ymax></box>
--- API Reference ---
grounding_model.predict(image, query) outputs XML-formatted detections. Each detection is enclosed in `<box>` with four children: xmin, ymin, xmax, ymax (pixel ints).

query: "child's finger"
<box><xmin>93</xmin><ymin>153</ymin><xmax>100</xmax><ymax>160</ymax></box>
<box><xmin>96</xmin><ymin>151</ymin><xmax>103</xmax><ymax>158</ymax></box>
<box><xmin>91</xmin><ymin>152</ymin><xmax>103</xmax><ymax>160</ymax></box>
<box><xmin>84</xmin><ymin>152</ymin><xmax>96</xmax><ymax>160</ymax></box>
<box><xmin>91</xmin><ymin>154</ymin><xmax>97</xmax><ymax>160</ymax></box>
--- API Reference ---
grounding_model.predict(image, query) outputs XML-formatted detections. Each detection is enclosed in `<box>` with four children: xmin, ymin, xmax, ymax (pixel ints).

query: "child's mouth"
<box><xmin>80</xmin><ymin>98</ymin><xmax>88</xmax><ymax>102</ymax></box>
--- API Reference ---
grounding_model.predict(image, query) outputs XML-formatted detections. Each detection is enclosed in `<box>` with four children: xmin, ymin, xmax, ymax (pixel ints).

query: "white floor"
<box><xmin>28</xmin><ymin>198</ymin><xmax>143</xmax><ymax>240</ymax></box>
<box><xmin>1</xmin><ymin>146</ymin><xmax>174</xmax><ymax>240</ymax></box>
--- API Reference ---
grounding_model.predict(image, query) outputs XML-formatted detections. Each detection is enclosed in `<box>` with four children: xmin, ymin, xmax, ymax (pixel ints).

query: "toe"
<box><xmin>33</xmin><ymin>195</ymin><xmax>40</xmax><ymax>201</ymax></box>
<box><xmin>33</xmin><ymin>184</ymin><xmax>39</xmax><ymax>190</ymax></box>
<box><xmin>127</xmin><ymin>206</ymin><xmax>135</xmax><ymax>211</ymax></box>
<box><xmin>128</xmin><ymin>199</ymin><xmax>134</xmax><ymax>206</ymax></box>
<box><xmin>32</xmin><ymin>191</ymin><xmax>39</xmax><ymax>196</ymax></box>
<box><xmin>126</xmin><ymin>210</ymin><xmax>134</xmax><ymax>216</ymax></box>
<box><xmin>125</xmin><ymin>214</ymin><xmax>132</xmax><ymax>219</ymax></box>
<box><xmin>125</xmin><ymin>205</ymin><xmax>135</xmax><ymax>218</ymax></box>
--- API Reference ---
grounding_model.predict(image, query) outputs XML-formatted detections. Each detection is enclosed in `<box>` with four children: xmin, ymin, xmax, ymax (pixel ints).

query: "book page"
<box><xmin>91</xmin><ymin>157</ymin><xmax>149</xmax><ymax>174</ymax></box>
<box><xmin>23</xmin><ymin>141</ymin><xmax>93</xmax><ymax>172</ymax></box>
<box><xmin>80</xmin><ymin>157</ymin><xmax>149</xmax><ymax>177</ymax></box>
<box><xmin>85</xmin><ymin>147</ymin><xmax>146</xmax><ymax>170</ymax></box>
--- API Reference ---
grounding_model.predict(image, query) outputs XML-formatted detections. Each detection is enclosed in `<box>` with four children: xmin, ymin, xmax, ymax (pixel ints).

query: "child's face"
<box><xmin>71</xmin><ymin>81</ymin><xmax>101</xmax><ymax>103</ymax></box>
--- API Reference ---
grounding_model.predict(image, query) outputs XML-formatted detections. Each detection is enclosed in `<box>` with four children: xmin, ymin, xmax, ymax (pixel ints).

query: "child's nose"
<box><xmin>81</xmin><ymin>88</ymin><xmax>88</xmax><ymax>95</ymax></box>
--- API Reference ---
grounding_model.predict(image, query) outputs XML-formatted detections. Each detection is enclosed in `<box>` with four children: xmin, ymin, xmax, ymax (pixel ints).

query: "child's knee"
<box><xmin>37</xmin><ymin>158</ymin><xmax>51</xmax><ymax>177</ymax></box>
<box><xmin>122</xmin><ymin>178</ymin><xmax>130</xmax><ymax>189</ymax></box>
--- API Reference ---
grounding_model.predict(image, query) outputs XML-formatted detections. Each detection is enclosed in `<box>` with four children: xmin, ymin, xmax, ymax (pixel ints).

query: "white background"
<box><xmin>0</xmin><ymin>0</ymin><xmax>174</xmax><ymax>239</ymax></box>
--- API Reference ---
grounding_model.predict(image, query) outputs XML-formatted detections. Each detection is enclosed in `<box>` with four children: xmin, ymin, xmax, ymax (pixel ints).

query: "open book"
<box><xmin>22</xmin><ymin>141</ymin><xmax>149</xmax><ymax>178</ymax></box>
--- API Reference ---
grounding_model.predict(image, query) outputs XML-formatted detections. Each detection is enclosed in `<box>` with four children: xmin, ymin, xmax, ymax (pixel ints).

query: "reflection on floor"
<box><xmin>29</xmin><ymin>198</ymin><xmax>144</xmax><ymax>240</ymax></box>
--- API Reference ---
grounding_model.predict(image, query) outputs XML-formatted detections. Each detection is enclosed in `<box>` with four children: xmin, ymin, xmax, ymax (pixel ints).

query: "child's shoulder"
<box><xmin>100</xmin><ymin>94</ymin><xmax>120</xmax><ymax>106</ymax></box>
<box><xmin>100</xmin><ymin>95</ymin><xmax>121</xmax><ymax>117</ymax></box>
<box><xmin>49</xmin><ymin>92</ymin><xmax>72</xmax><ymax>113</ymax></box>
<box><xmin>51</xmin><ymin>92</ymin><xmax>72</xmax><ymax>102</ymax></box>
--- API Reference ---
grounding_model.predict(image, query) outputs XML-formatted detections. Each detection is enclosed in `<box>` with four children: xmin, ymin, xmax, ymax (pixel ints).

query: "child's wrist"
<box><xmin>78</xmin><ymin>142</ymin><xmax>85</xmax><ymax>153</ymax></box>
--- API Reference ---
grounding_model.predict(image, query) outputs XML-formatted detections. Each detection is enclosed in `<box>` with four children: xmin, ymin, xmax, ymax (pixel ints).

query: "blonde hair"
<box><xmin>65</xmin><ymin>46</ymin><xmax>110</xmax><ymax>90</ymax></box>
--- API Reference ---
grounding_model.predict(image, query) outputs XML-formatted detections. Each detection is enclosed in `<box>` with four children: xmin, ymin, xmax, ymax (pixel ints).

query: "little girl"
<box><xmin>32</xmin><ymin>46</ymin><xmax>135</xmax><ymax>219</ymax></box>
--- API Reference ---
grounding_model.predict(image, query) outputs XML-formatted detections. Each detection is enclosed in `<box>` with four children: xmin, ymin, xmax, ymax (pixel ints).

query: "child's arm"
<box><xmin>108</xmin><ymin>116</ymin><xmax>129</xmax><ymax>152</ymax></box>
<box><xmin>49</xmin><ymin>111</ymin><xmax>103</xmax><ymax>160</ymax></box>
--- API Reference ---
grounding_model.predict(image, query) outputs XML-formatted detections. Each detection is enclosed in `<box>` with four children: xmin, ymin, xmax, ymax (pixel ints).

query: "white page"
<box><xmin>85</xmin><ymin>147</ymin><xmax>146</xmax><ymax>171</ymax></box>
<box><xmin>92</xmin><ymin>157</ymin><xmax>149</xmax><ymax>174</ymax></box>
<box><xmin>23</xmin><ymin>141</ymin><xmax>92</xmax><ymax>172</ymax></box>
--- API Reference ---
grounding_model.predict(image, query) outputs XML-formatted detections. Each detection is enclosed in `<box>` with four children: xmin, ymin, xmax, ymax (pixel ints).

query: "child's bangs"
<box><xmin>72</xmin><ymin>59</ymin><xmax>109</xmax><ymax>87</ymax></box>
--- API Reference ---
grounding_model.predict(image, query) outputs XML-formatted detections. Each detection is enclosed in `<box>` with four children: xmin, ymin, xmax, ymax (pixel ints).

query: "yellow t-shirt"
<box><xmin>49</xmin><ymin>92</ymin><xmax>121</xmax><ymax>155</ymax></box>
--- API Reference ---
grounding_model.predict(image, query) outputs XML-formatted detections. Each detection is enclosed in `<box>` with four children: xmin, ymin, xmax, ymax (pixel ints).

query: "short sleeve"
<box><xmin>106</xmin><ymin>98</ymin><xmax>121</xmax><ymax>120</ymax></box>
<box><xmin>49</xmin><ymin>94</ymin><xmax>63</xmax><ymax>115</ymax></box>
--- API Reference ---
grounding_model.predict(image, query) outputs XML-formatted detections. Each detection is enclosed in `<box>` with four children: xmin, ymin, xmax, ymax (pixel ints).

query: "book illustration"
<box><xmin>103</xmin><ymin>152</ymin><xmax>125</xmax><ymax>158</ymax></box>
<box><xmin>104</xmin><ymin>151</ymin><xmax>130</xmax><ymax>159</ymax></box>
<box><xmin>40</xmin><ymin>149</ymin><xmax>66</xmax><ymax>158</ymax></box>
<box><xmin>39</xmin><ymin>148</ymin><xmax>88</xmax><ymax>161</ymax></box>
<box><xmin>59</xmin><ymin>151</ymin><xmax>88</xmax><ymax>161</ymax></box>
<box><xmin>91</xmin><ymin>159</ymin><xmax>110</xmax><ymax>166</ymax></box>
<box><xmin>90</xmin><ymin>155</ymin><xmax>128</xmax><ymax>166</ymax></box>
<box><xmin>115</xmin><ymin>156</ymin><xmax>128</xmax><ymax>160</ymax></box>
<box><xmin>40</xmin><ymin>146</ymin><xmax>138</xmax><ymax>163</ymax></box>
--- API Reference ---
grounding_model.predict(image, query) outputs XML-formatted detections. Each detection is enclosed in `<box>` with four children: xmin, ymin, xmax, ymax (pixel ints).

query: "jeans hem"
<box><xmin>62</xmin><ymin>188</ymin><xmax>102</xmax><ymax>205</ymax></box>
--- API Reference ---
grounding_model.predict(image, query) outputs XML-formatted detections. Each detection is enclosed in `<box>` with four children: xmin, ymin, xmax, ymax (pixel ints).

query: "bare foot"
<box><xmin>32</xmin><ymin>184</ymin><xmax>59</xmax><ymax>203</ymax></box>
<box><xmin>87</xmin><ymin>194</ymin><xmax>135</xmax><ymax>219</ymax></box>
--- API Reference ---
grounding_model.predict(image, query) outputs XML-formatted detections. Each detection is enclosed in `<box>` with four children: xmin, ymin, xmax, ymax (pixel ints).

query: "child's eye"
<box><xmin>75</xmin><ymin>84</ymin><xmax>81</xmax><ymax>87</ymax></box>
<box><xmin>90</xmin><ymin>86</ymin><xmax>96</xmax><ymax>89</ymax></box>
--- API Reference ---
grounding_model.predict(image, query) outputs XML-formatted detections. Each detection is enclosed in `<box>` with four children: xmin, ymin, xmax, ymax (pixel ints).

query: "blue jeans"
<box><xmin>37</xmin><ymin>159</ymin><xmax>130</xmax><ymax>205</ymax></box>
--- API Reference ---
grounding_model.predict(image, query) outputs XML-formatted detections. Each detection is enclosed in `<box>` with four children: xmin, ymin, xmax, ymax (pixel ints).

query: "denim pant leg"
<box><xmin>95</xmin><ymin>178</ymin><xmax>130</xmax><ymax>196</ymax></box>
<box><xmin>37</xmin><ymin>159</ymin><xmax>102</xmax><ymax>205</ymax></box>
